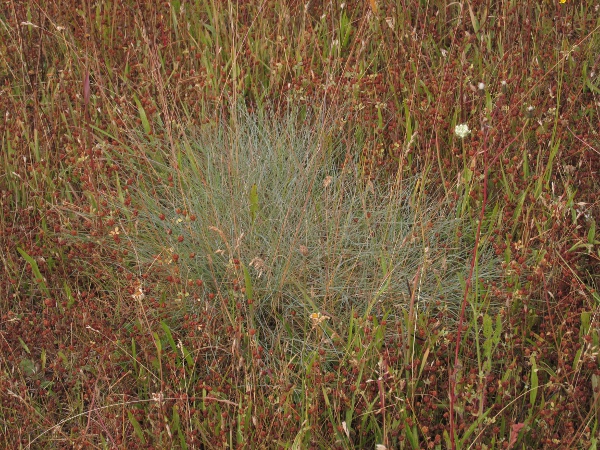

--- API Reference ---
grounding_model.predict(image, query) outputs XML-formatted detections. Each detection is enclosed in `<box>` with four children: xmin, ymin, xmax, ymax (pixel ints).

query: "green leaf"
<box><xmin>178</xmin><ymin>428</ymin><xmax>188</xmax><ymax>450</ymax></box>
<box><xmin>127</xmin><ymin>411</ymin><xmax>146</xmax><ymax>443</ymax></box>
<box><xmin>133</xmin><ymin>95</ymin><xmax>151</xmax><ymax>134</ymax></box>
<box><xmin>153</xmin><ymin>332</ymin><xmax>162</xmax><ymax>354</ymax></box>
<box><xmin>58</xmin><ymin>351</ymin><xmax>68</xmax><ymax>365</ymax></box>
<box><xmin>483</xmin><ymin>314</ymin><xmax>492</xmax><ymax>338</ymax></box>
<box><xmin>180</xmin><ymin>342</ymin><xmax>194</xmax><ymax>368</ymax></box>
<box><xmin>468</xmin><ymin>3</ymin><xmax>480</xmax><ymax>33</ymax></box>
<box><xmin>131</xmin><ymin>338</ymin><xmax>139</xmax><ymax>373</ymax></box>
<box><xmin>64</xmin><ymin>282</ymin><xmax>75</xmax><ymax>309</ymax></box>
<box><xmin>572</xmin><ymin>347</ymin><xmax>583</xmax><ymax>372</ymax></box>
<box><xmin>18</xmin><ymin>337</ymin><xmax>31</xmax><ymax>354</ymax></box>
<box><xmin>581</xmin><ymin>311</ymin><xmax>591</xmax><ymax>335</ymax></box>
<box><xmin>249</xmin><ymin>183</ymin><xmax>258</xmax><ymax>223</ymax></box>
<box><xmin>588</xmin><ymin>218</ymin><xmax>596</xmax><ymax>245</ymax></box>
<box><xmin>405</xmin><ymin>423</ymin><xmax>420</xmax><ymax>449</ymax></box>
<box><xmin>171</xmin><ymin>406</ymin><xmax>181</xmax><ymax>433</ymax></box>
<box><xmin>17</xmin><ymin>247</ymin><xmax>50</xmax><ymax>297</ymax></box>
<box><xmin>494</xmin><ymin>314</ymin><xmax>502</xmax><ymax>346</ymax></box>
<box><xmin>483</xmin><ymin>314</ymin><xmax>493</xmax><ymax>358</ymax></box>
<box><xmin>340</xmin><ymin>11</ymin><xmax>353</xmax><ymax>49</ymax></box>
<box><xmin>592</xmin><ymin>375</ymin><xmax>599</xmax><ymax>429</ymax></box>
<box><xmin>19</xmin><ymin>358</ymin><xmax>37</xmax><ymax>377</ymax></box>
<box><xmin>511</xmin><ymin>189</ymin><xmax>529</xmax><ymax>233</ymax></box>
<box><xmin>529</xmin><ymin>355</ymin><xmax>539</xmax><ymax>408</ymax></box>
<box><xmin>458</xmin><ymin>407</ymin><xmax>492</xmax><ymax>446</ymax></box>
<box><xmin>160</xmin><ymin>321</ymin><xmax>177</xmax><ymax>353</ymax></box>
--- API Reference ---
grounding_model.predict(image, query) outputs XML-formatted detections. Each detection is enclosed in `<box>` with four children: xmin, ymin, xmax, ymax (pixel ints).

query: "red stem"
<box><xmin>449</xmin><ymin>129</ymin><xmax>490</xmax><ymax>449</ymax></box>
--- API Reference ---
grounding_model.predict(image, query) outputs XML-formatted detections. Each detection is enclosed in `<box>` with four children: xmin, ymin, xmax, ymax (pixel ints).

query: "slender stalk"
<box><xmin>449</xmin><ymin>128</ymin><xmax>489</xmax><ymax>449</ymax></box>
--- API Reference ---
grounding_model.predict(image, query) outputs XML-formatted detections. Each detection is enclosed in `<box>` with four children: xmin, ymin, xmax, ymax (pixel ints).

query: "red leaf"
<box><xmin>507</xmin><ymin>422</ymin><xmax>526</xmax><ymax>449</ymax></box>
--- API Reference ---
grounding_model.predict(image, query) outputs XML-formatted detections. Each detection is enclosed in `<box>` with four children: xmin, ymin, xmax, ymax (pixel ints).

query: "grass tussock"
<box><xmin>97</xmin><ymin>111</ymin><xmax>501</xmax><ymax>356</ymax></box>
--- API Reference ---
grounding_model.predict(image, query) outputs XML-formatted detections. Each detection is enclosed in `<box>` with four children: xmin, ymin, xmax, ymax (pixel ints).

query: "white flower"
<box><xmin>454</xmin><ymin>123</ymin><xmax>471</xmax><ymax>139</ymax></box>
<box><xmin>526</xmin><ymin>105</ymin><xmax>535</xmax><ymax>118</ymax></box>
<box><xmin>132</xmin><ymin>286</ymin><xmax>145</xmax><ymax>302</ymax></box>
<box><xmin>151</xmin><ymin>392</ymin><xmax>164</xmax><ymax>406</ymax></box>
<box><xmin>478</xmin><ymin>82</ymin><xmax>485</xmax><ymax>90</ymax></box>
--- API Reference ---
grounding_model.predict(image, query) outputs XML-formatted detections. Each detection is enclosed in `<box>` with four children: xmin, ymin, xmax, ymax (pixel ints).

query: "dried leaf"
<box><xmin>369</xmin><ymin>0</ymin><xmax>378</xmax><ymax>14</ymax></box>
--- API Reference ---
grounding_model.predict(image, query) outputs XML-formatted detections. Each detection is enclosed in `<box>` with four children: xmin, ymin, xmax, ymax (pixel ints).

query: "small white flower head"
<box><xmin>477</xmin><ymin>82</ymin><xmax>485</xmax><ymax>90</ymax></box>
<box><xmin>526</xmin><ymin>105</ymin><xmax>535</xmax><ymax>118</ymax></box>
<box><xmin>501</xmin><ymin>80</ymin><xmax>507</xmax><ymax>86</ymax></box>
<box><xmin>454</xmin><ymin>123</ymin><xmax>471</xmax><ymax>139</ymax></box>
<box><xmin>151</xmin><ymin>391</ymin><xmax>164</xmax><ymax>406</ymax></box>
<box><xmin>132</xmin><ymin>286</ymin><xmax>145</xmax><ymax>302</ymax></box>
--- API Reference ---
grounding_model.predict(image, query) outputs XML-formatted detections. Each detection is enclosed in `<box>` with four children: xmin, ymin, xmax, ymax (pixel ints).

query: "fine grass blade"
<box><xmin>133</xmin><ymin>94</ymin><xmax>152</xmax><ymax>135</ymax></box>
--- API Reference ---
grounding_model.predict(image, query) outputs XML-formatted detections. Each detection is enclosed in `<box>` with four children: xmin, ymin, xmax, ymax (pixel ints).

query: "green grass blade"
<box><xmin>127</xmin><ymin>411</ymin><xmax>147</xmax><ymax>443</ymax></box>
<box><xmin>17</xmin><ymin>247</ymin><xmax>50</xmax><ymax>297</ymax></box>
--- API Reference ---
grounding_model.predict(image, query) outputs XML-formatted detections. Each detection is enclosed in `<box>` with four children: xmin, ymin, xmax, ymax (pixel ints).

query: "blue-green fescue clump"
<box><xmin>121</xmin><ymin>110</ymin><xmax>500</xmax><ymax>357</ymax></box>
